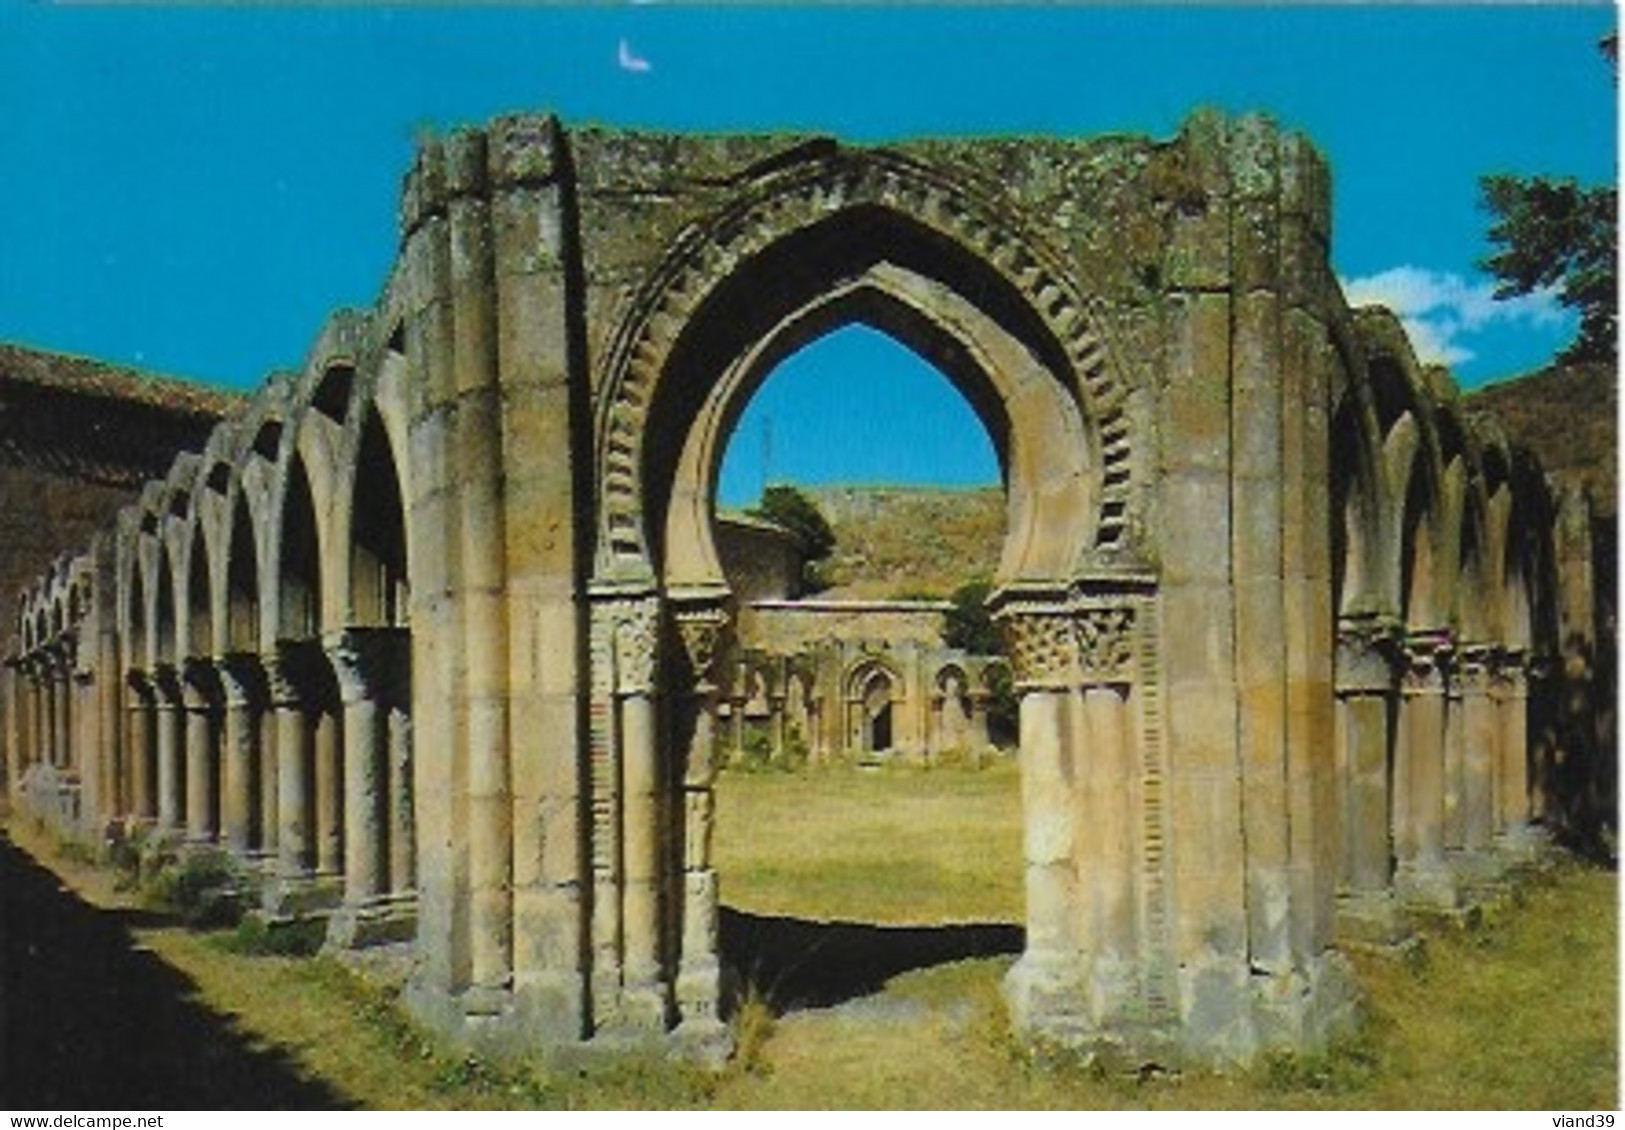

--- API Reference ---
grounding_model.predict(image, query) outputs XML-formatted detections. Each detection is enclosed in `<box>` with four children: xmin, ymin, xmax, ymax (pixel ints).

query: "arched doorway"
<box><xmin>589</xmin><ymin>163</ymin><xmax>1148</xmax><ymax>1051</ymax></box>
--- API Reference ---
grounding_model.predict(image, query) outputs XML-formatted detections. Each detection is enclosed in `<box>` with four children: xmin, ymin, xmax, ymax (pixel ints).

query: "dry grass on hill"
<box><xmin>811</xmin><ymin>486</ymin><xmax>1005</xmax><ymax>598</ymax></box>
<box><xmin>1464</xmin><ymin>360</ymin><xmax>1617</xmax><ymax>515</ymax></box>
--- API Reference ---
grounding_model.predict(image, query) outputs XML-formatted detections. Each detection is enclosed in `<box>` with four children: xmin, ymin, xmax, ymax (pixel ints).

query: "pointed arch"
<box><xmin>275</xmin><ymin>455</ymin><xmax>323</xmax><ymax>641</ymax></box>
<box><xmin>227</xmin><ymin>490</ymin><xmax>260</xmax><ymax>652</ymax></box>
<box><xmin>349</xmin><ymin>404</ymin><xmax>410</xmax><ymax>628</ymax></box>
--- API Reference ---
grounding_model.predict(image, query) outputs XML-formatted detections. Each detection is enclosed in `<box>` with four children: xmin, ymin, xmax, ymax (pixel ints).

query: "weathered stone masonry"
<box><xmin>3</xmin><ymin>109</ymin><xmax>1607</xmax><ymax>1068</ymax></box>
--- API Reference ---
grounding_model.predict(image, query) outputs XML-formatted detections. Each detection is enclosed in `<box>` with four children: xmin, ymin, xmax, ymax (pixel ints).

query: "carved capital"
<box><xmin>1335</xmin><ymin>613</ymin><xmax>1403</xmax><ymax>694</ymax></box>
<box><xmin>182</xmin><ymin>655</ymin><xmax>223</xmax><ymax>703</ymax></box>
<box><xmin>591</xmin><ymin>593</ymin><xmax>661</xmax><ymax>697</ymax></box>
<box><xmin>264</xmin><ymin>640</ymin><xmax>325</xmax><ymax>709</ymax></box>
<box><xmin>1401</xmin><ymin>629</ymin><xmax>1454</xmax><ymax>694</ymax></box>
<box><xmin>1492</xmin><ymin>647</ymin><xmax>1531</xmax><ymax>695</ymax></box>
<box><xmin>150</xmin><ymin>662</ymin><xmax>183</xmax><ymax>706</ymax></box>
<box><xmin>325</xmin><ymin>627</ymin><xmax>410</xmax><ymax>706</ymax></box>
<box><xmin>216</xmin><ymin>652</ymin><xmax>267</xmax><ymax>708</ymax></box>
<box><xmin>995</xmin><ymin>598</ymin><xmax>1136</xmax><ymax>689</ymax></box>
<box><xmin>673</xmin><ymin>602</ymin><xmax>731</xmax><ymax>694</ymax></box>
<box><xmin>1455</xmin><ymin>643</ymin><xmax>1495</xmax><ymax>695</ymax></box>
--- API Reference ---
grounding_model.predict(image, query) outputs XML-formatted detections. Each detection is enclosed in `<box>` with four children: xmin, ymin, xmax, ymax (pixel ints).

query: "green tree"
<box><xmin>940</xmin><ymin>579</ymin><xmax>1019</xmax><ymax>746</ymax></box>
<box><xmin>749</xmin><ymin>485</ymin><xmax>836</xmax><ymax>590</ymax></box>
<box><xmin>1479</xmin><ymin>174</ymin><xmax>1617</xmax><ymax>364</ymax></box>
<box><xmin>942</xmin><ymin>578</ymin><xmax>1001</xmax><ymax>655</ymax></box>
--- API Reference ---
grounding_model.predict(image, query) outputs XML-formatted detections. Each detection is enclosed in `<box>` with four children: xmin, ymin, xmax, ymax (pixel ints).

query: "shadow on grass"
<box><xmin>720</xmin><ymin>906</ymin><xmax>1022</xmax><ymax>1012</ymax></box>
<box><xmin>0</xmin><ymin>831</ymin><xmax>348</xmax><ymax>1110</ymax></box>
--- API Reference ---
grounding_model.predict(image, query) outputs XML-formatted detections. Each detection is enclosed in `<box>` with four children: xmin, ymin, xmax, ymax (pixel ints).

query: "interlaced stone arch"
<box><xmin>593</xmin><ymin>148</ymin><xmax>1137</xmax><ymax>585</ymax></box>
<box><xmin>1</xmin><ymin>110</ymin><xmax>1605</xmax><ymax>1076</ymax></box>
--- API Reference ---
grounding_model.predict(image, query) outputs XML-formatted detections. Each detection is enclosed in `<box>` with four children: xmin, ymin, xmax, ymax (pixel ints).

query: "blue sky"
<box><xmin>0</xmin><ymin>5</ymin><xmax>1615</xmax><ymax>506</ymax></box>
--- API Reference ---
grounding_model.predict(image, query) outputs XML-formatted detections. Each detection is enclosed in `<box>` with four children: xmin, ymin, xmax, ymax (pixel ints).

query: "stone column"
<box><xmin>1332</xmin><ymin>616</ymin><xmax>1402</xmax><ymax>941</ymax></box>
<box><xmin>51</xmin><ymin>651</ymin><xmax>70</xmax><ymax>770</ymax></box>
<box><xmin>968</xmin><ymin>688</ymin><xmax>992</xmax><ymax>752</ymax></box>
<box><xmin>73</xmin><ymin>665</ymin><xmax>97</xmax><ymax>830</ymax></box>
<box><xmin>1454</xmin><ymin>646</ymin><xmax>1499</xmax><ymax>879</ymax></box>
<box><xmin>672</xmin><ymin>601</ymin><xmax>729</xmax><ymax>1049</ymax></box>
<box><xmin>217</xmin><ymin>655</ymin><xmax>264</xmax><ymax>856</ymax></box>
<box><xmin>614</xmin><ymin>601</ymin><xmax>667</xmax><ymax>1029</ymax></box>
<box><xmin>1494</xmin><ymin>650</ymin><xmax>1535</xmax><ymax>856</ymax></box>
<box><xmin>152</xmin><ymin>665</ymin><xmax>184</xmax><ymax>834</ymax></box>
<box><xmin>442</xmin><ymin>129</ymin><xmax>513</xmax><ymax>1003</ymax></box>
<box><xmin>387</xmin><ymin>703</ymin><xmax>414</xmax><ymax>897</ymax></box>
<box><xmin>768</xmin><ymin>692</ymin><xmax>787</xmax><ymax>762</ymax></box>
<box><xmin>995</xmin><ymin>594</ymin><xmax>1143</xmax><ymax>1044</ymax></box>
<box><xmin>1394</xmin><ymin>631</ymin><xmax>1457</xmax><ymax>910</ymax></box>
<box><xmin>331</xmin><ymin>633</ymin><xmax>384</xmax><ymax>902</ymax></box>
<box><xmin>258</xmin><ymin>703</ymin><xmax>279</xmax><ymax>860</ymax></box>
<box><xmin>265</xmin><ymin>649</ymin><xmax>314</xmax><ymax>897</ymax></box>
<box><xmin>27</xmin><ymin>659</ymin><xmax>45</xmax><ymax>774</ymax></box>
<box><xmin>1442</xmin><ymin>655</ymin><xmax>1468</xmax><ymax>853</ymax></box>
<box><xmin>126</xmin><ymin>671</ymin><xmax>157</xmax><ymax>822</ymax></box>
<box><xmin>3</xmin><ymin>658</ymin><xmax>22</xmax><ymax>800</ymax></box>
<box><xmin>327</xmin><ymin>628</ymin><xmax>402</xmax><ymax>947</ymax></box>
<box><xmin>313</xmin><ymin>692</ymin><xmax>344</xmax><ymax>880</ymax></box>
<box><xmin>181</xmin><ymin>659</ymin><xmax>221</xmax><ymax>844</ymax></box>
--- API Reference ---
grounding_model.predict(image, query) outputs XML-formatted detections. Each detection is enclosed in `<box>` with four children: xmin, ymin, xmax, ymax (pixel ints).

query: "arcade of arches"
<box><xmin>1</xmin><ymin>110</ymin><xmax>1610</xmax><ymax>1068</ymax></box>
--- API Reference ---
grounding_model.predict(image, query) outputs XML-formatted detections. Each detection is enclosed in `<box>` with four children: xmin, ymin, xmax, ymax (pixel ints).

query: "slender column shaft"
<box><xmin>1495</xmin><ymin>660</ymin><xmax>1530</xmax><ymax>834</ymax></box>
<box><xmin>127</xmin><ymin>678</ymin><xmax>156</xmax><ymax>821</ymax></box>
<box><xmin>218</xmin><ymin>661</ymin><xmax>260</xmax><ymax>855</ymax></box>
<box><xmin>49</xmin><ymin>667</ymin><xmax>66</xmax><ymax>769</ymax></box>
<box><xmin>1461</xmin><ymin>662</ymin><xmax>1496</xmax><ymax>851</ymax></box>
<box><xmin>1340</xmin><ymin>692</ymin><xmax>1392</xmax><ymax>891</ymax></box>
<box><xmin>29</xmin><ymin>671</ymin><xmax>44</xmax><ymax>771</ymax></box>
<box><xmin>388</xmin><ymin>706</ymin><xmax>414</xmax><ymax>894</ymax></box>
<box><xmin>267</xmin><ymin>657</ymin><xmax>312</xmax><ymax>878</ymax></box>
<box><xmin>621</xmin><ymin>691</ymin><xmax>661</xmax><ymax>991</ymax></box>
<box><xmin>154</xmin><ymin>671</ymin><xmax>184</xmax><ymax>832</ymax></box>
<box><xmin>182</xmin><ymin>668</ymin><xmax>219</xmax><ymax>843</ymax></box>
<box><xmin>678</xmin><ymin>694</ymin><xmax>718</xmax><ymax>1000</ymax></box>
<box><xmin>1443</xmin><ymin>682</ymin><xmax>1467</xmax><ymax>851</ymax></box>
<box><xmin>1402</xmin><ymin>679</ymin><xmax>1447</xmax><ymax>870</ymax></box>
<box><xmin>258</xmin><ymin>707</ymin><xmax>278</xmax><ymax>857</ymax></box>
<box><xmin>4</xmin><ymin>662</ymin><xmax>21</xmax><ymax>796</ymax></box>
<box><xmin>1080</xmin><ymin>684</ymin><xmax>1134</xmax><ymax>959</ymax></box>
<box><xmin>1019</xmin><ymin>689</ymin><xmax>1078</xmax><ymax>964</ymax></box>
<box><xmin>313</xmin><ymin>706</ymin><xmax>343</xmax><ymax>876</ymax></box>
<box><xmin>331</xmin><ymin>637</ymin><xmax>385</xmax><ymax>904</ymax></box>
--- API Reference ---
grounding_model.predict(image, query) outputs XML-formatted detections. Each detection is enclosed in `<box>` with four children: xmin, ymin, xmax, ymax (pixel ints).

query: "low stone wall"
<box><xmin>738</xmin><ymin>599</ymin><xmax>950</xmax><ymax>653</ymax></box>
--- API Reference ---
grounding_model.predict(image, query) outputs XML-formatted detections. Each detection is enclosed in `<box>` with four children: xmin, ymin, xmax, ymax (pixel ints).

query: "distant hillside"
<box><xmin>810</xmin><ymin>486</ymin><xmax>1005</xmax><ymax>598</ymax></box>
<box><xmin>1464</xmin><ymin>360</ymin><xmax>1617</xmax><ymax>516</ymax></box>
<box><xmin>802</xmin><ymin>364</ymin><xmax>1615</xmax><ymax>595</ymax></box>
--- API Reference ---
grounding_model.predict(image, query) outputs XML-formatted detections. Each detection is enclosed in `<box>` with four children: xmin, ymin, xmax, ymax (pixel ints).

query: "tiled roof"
<box><xmin>0</xmin><ymin>342</ymin><xmax>242</xmax><ymax>417</ymax></box>
<box><xmin>0</xmin><ymin>342</ymin><xmax>240</xmax><ymax>486</ymax></box>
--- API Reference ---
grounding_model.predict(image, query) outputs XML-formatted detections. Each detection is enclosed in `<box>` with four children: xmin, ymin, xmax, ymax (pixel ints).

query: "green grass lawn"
<box><xmin>5</xmin><ymin>765</ymin><xmax>1616</xmax><ymax>1109</ymax></box>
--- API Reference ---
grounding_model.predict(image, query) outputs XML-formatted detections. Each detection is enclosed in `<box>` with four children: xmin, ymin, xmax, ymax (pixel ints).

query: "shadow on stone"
<box><xmin>0</xmin><ymin>831</ymin><xmax>349</xmax><ymax>1109</ymax></box>
<box><xmin>719</xmin><ymin>906</ymin><xmax>1022</xmax><ymax>1013</ymax></box>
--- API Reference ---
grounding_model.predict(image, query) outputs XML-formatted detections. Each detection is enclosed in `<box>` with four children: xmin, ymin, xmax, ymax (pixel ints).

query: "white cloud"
<box><xmin>1339</xmin><ymin>266</ymin><xmax>1567</xmax><ymax>369</ymax></box>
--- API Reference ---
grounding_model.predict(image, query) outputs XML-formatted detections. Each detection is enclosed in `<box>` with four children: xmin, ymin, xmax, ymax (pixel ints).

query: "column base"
<box><xmin>260</xmin><ymin>871</ymin><xmax>343</xmax><ymax>918</ymax></box>
<box><xmin>1447</xmin><ymin>846</ymin><xmax>1513</xmax><ymax>900</ymax></box>
<box><xmin>326</xmin><ymin>891</ymin><xmax>419</xmax><ymax>949</ymax></box>
<box><xmin>1003</xmin><ymin>951</ymin><xmax>1174</xmax><ymax>1067</ymax></box>
<box><xmin>599</xmin><ymin>971</ymin><xmax>672</xmax><ymax>1036</ymax></box>
<box><xmin>404</xmin><ymin>975</ymin><xmax>592</xmax><ymax>1065</ymax></box>
<box><xmin>1335</xmin><ymin>889</ymin><xmax>1410</xmax><ymax>947</ymax></box>
<box><xmin>1006</xmin><ymin>947</ymin><xmax>1358</xmax><ymax>1069</ymax></box>
<box><xmin>673</xmin><ymin>957</ymin><xmax>730</xmax><ymax>1064</ymax></box>
<box><xmin>1395</xmin><ymin>860</ymin><xmax>1463</xmax><ymax>914</ymax></box>
<box><xmin>1495</xmin><ymin>822</ymin><xmax>1552</xmax><ymax>868</ymax></box>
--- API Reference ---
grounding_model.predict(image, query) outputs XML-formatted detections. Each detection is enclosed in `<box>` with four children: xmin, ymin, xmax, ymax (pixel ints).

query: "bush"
<box><xmin>143</xmin><ymin>848</ymin><xmax>250</xmax><ymax>929</ymax></box>
<box><xmin>218</xmin><ymin>914</ymin><xmax>327</xmax><ymax>957</ymax></box>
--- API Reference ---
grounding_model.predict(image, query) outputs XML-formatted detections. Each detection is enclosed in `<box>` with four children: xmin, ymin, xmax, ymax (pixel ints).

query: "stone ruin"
<box><xmin>1</xmin><ymin>109</ymin><xmax>1611</xmax><ymax>1068</ymax></box>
